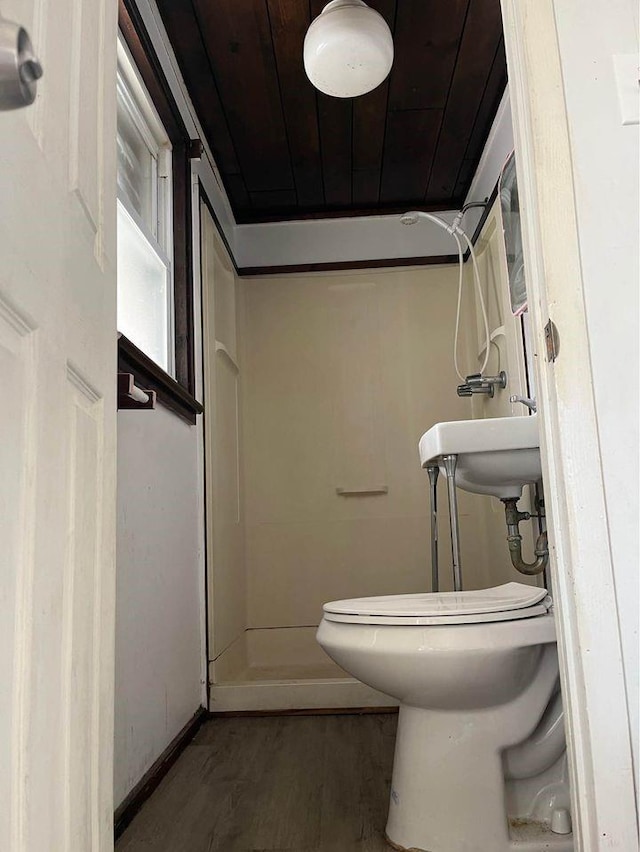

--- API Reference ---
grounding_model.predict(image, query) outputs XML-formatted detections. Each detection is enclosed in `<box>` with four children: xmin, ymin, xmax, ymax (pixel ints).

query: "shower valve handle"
<box><xmin>466</xmin><ymin>373</ymin><xmax>485</xmax><ymax>388</ymax></box>
<box><xmin>456</xmin><ymin>371</ymin><xmax>507</xmax><ymax>399</ymax></box>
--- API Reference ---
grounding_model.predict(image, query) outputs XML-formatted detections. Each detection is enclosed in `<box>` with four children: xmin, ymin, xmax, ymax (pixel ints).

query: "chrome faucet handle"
<box><xmin>510</xmin><ymin>394</ymin><xmax>537</xmax><ymax>413</ymax></box>
<box><xmin>465</xmin><ymin>371</ymin><xmax>507</xmax><ymax>389</ymax></box>
<box><xmin>465</xmin><ymin>373</ymin><xmax>485</xmax><ymax>388</ymax></box>
<box><xmin>458</xmin><ymin>371</ymin><xmax>507</xmax><ymax>399</ymax></box>
<box><xmin>482</xmin><ymin>372</ymin><xmax>507</xmax><ymax>389</ymax></box>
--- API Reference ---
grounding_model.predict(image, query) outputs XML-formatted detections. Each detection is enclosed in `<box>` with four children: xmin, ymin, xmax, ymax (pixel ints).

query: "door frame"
<box><xmin>500</xmin><ymin>0</ymin><xmax>638</xmax><ymax>847</ymax></box>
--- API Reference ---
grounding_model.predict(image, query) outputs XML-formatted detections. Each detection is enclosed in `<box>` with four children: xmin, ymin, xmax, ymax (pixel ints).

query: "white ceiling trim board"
<box><xmin>233</xmin><ymin>210</ymin><xmax>460</xmax><ymax>270</ymax></box>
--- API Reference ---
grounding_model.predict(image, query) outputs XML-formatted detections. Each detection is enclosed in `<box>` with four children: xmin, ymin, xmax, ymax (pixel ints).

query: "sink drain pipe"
<box><xmin>502</xmin><ymin>498</ymin><xmax>549</xmax><ymax>575</ymax></box>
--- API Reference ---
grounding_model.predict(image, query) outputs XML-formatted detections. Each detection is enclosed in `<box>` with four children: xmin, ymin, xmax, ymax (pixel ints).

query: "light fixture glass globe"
<box><xmin>303</xmin><ymin>0</ymin><xmax>394</xmax><ymax>99</ymax></box>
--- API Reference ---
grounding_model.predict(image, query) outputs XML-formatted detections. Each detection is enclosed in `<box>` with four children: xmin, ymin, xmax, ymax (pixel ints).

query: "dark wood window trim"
<box><xmin>118</xmin><ymin>334</ymin><xmax>203</xmax><ymax>425</ymax></box>
<box><xmin>118</xmin><ymin>0</ymin><xmax>199</xmax><ymax>412</ymax></box>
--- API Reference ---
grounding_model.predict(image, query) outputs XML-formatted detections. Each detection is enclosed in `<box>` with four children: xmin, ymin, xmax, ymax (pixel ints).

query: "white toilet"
<box><xmin>317</xmin><ymin>582</ymin><xmax>573</xmax><ymax>852</ymax></box>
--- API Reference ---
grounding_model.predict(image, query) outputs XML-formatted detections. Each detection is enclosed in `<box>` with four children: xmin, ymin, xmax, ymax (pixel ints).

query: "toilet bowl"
<box><xmin>316</xmin><ymin>583</ymin><xmax>573</xmax><ymax>852</ymax></box>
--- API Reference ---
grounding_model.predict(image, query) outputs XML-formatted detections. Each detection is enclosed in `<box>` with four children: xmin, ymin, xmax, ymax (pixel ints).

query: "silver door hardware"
<box><xmin>544</xmin><ymin>319</ymin><xmax>560</xmax><ymax>363</ymax></box>
<box><xmin>0</xmin><ymin>17</ymin><xmax>43</xmax><ymax>110</ymax></box>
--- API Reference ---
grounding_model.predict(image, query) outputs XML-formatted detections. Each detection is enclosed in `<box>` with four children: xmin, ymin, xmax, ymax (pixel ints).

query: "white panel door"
<box><xmin>0</xmin><ymin>1</ymin><xmax>117</xmax><ymax>850</ymax></box>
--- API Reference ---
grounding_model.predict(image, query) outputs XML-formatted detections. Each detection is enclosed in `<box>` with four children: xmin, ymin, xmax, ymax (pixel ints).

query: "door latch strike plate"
<box><xmin>544</xmin><ymin>319</ymin><xmax>559</xmax><ymax>362</ymax></box>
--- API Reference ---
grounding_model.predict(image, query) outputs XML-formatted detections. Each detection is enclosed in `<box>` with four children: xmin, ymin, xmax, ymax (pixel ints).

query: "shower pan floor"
<box><xmin>231</xmin><ymin>660</ymin><xmax>349</xmax><ymax>682</ymax></box>
<box><xmin>209</xmin><ymin>628</ymin><xmax>397</xmax><ymax>712</ymax></box>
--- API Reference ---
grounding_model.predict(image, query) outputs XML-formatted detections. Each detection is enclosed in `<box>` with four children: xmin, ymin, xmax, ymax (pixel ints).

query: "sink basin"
<box><xmin>418</xmin><ymin>414</ymin><xmax>541</xmax><ymax>499</ymax></box>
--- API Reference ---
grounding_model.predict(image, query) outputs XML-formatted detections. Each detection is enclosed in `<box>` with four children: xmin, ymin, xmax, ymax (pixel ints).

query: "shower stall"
<box><xmin>200</xmin><ymin>198</ymin><xmax>539</xmax><ymax>714</ymax></box>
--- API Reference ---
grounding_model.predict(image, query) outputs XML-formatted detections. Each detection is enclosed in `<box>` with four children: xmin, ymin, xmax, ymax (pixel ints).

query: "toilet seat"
<box><xmin>322</xmin><ymin>582</ymin><xmax>552</xmax><ymax>626</ymax></box>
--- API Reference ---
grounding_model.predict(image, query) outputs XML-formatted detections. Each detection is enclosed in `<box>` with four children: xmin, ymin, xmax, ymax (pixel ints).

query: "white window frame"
<box><xmin>116</xmin><ymin>35</ymin><xmax>175</xmax><ymax>376</ymax></box>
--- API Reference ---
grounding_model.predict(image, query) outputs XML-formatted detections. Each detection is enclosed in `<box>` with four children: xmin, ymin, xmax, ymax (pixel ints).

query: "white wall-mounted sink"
<box><xmin>419</xmin><ymin>414</ymin><xmax>542</xmax><ymax>499</ymax></box>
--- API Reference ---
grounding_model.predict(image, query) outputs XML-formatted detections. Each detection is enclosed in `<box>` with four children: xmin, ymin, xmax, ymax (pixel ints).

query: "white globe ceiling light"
<box><xmin>303</xmin><ymin>0</ymin><xmax>394</xmax><ymax>99</ymax></box>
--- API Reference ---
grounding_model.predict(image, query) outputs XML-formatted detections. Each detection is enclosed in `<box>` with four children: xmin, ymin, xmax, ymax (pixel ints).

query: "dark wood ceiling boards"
<box><xmin>155</xmin><ymin>0</ymin><xmax>506</xmax><ymax>224</ymax></box>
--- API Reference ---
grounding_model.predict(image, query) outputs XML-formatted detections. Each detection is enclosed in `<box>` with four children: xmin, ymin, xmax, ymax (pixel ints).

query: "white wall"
<box><xmin>114</xmin><ymin>404</ymin><xmax>203</xmax><ymax>807</ymax></box>
<box><xmin>552</xmin><ymin>0</ymin><xmax>639</xmax><ymax>782</ymax></box>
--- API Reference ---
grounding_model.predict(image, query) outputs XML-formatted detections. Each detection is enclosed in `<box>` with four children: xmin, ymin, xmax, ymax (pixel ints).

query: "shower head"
<box><xmin>400</xmin><ymin>209</ymin><xmax>454</xmax><ymax>234</ymax></box>
<box><xmin>400</xmin><ymin>211</ymin><xmax>420</xmax><ymax>226</ymax></box>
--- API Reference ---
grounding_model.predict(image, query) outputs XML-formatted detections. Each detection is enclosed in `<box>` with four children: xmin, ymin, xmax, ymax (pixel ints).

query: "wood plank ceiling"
<box><xmin>156</xmin><ymin>0</ymin><xmax>506</xmax><ymax>224</ymax></box>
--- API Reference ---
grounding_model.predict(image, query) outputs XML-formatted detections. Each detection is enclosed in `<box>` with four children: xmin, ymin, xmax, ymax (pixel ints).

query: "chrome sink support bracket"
<box><xmin>426</xmin><ymin>464</ymin><xmax>440</xmax><ymax>592</ymax></box>
<box><xmin>442</xmin><ymin>454</ymin><xmax>463</xmax><ymax>592</ymax></box>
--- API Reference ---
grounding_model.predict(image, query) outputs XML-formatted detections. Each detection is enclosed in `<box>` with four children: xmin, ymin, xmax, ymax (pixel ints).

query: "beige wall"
<box><xmin>240</xmin><ymin>262</ymin><xmax>518</xmax><ymax>637</ymax></box>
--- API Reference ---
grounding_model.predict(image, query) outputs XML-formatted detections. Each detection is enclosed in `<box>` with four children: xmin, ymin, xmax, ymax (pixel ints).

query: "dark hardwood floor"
<box><xmin>116</xmin><ymin>712</ymin><xmax>398</xmax><ymax>852</ymax></box>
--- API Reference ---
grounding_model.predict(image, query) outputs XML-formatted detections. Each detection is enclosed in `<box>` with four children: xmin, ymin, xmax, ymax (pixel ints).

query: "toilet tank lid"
<box><xmin>323</xmin><ymin>582</ymin><xmax>549</xmax><ymax>618</ymax></box>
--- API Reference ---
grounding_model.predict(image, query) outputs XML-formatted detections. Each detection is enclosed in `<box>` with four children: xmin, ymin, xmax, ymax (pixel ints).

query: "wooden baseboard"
<box><xmin>114</xmin><ymin>706</ymin><xmax>208</xmax><ymax>840</ymax></box>
<box><xmin>208</xmin><ymin>705</ymin><xmax>399</xmax><ymax>718</ymax></box>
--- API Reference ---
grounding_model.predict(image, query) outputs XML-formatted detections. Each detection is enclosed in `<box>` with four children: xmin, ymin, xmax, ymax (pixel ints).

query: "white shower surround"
<box><xmin>209</xmin><ymin>626</ymin><xmax>397</xmax><ymax>712</ymax></box>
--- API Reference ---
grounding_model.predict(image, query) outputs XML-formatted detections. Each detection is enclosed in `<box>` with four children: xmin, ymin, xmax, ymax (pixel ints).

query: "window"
<box><xmin>117</xmin><ymin>40</ymin><xmax>174</xmax><ymax>374</ymax></box>
<box><xmin>116</xmin><ymin>0</ymin><xmax>201</xmax><ymax>423</ymax></box>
